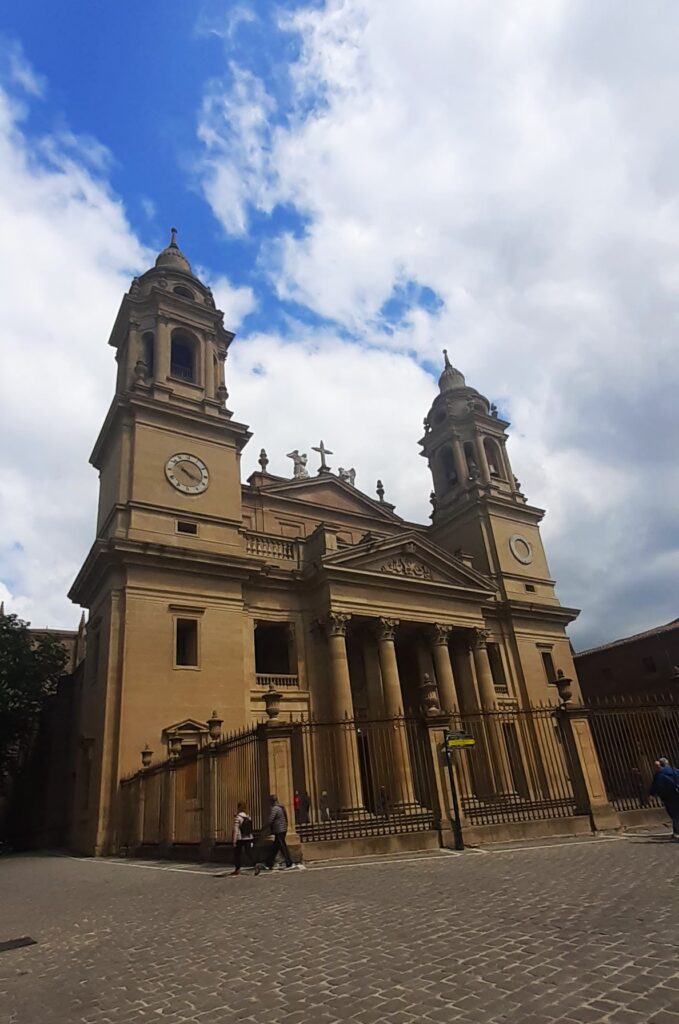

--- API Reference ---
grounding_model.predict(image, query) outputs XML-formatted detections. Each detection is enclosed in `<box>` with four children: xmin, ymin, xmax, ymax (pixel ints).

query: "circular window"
<box><xmin>509</xmin><ymin>534</ymin><xmax>533</xmax><ymax>565</ymax></box>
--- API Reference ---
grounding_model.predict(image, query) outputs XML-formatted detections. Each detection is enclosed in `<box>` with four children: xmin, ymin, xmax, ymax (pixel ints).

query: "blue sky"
<box><xmin>1</xmin><ymin>1</ymin><xmax>678</xmax><ymax>648</ymax></box>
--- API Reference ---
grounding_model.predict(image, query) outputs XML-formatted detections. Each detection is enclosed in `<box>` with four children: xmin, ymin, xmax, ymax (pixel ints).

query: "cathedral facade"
<box><xmin>69</xmin><ymin>233</ymin><xmax>584</xmax><ymax>855</ymax></box>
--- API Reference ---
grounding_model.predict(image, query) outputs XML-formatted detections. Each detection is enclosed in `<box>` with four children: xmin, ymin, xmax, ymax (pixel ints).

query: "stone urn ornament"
<box><xmin>141</xmin><ymin>744</ymin><xmax>153</xmax><ymax>768</ymax></box>
<box><xmin>555</xmin><ymin>669</ymin><xmax>573</xmax><ymax>705</ymax></box>
<box><xmin>419</xmin><ymin>673</ymin><xmax>441</xmax><ymax>715</ymax></box>
<box><xmin>264</xmin><ymin>685</ymin><xmax>283</xmax><ymax>720</ymax></box>
<box><xmin>207</xmin><ymin>710</ymin><xmax>223</xmax><ymax>744</ymax></box>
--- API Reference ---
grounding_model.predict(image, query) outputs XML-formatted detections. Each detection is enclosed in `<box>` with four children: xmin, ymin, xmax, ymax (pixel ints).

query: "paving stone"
<box><xmin>2</xmin><ymin>840</ymin><xmax>679</xmax><ymax>1023</ymax></box>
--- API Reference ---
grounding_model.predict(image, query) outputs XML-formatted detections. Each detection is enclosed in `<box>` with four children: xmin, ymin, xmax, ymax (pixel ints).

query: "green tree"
<box><xmin>0</xmin><ymin>611</ymin><xmax>68</xmax><ymax>775</ymax></box>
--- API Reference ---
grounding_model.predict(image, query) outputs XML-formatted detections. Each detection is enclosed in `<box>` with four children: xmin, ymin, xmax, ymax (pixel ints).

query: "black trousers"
<box><xmin>234</xmin><ymin>840</ymin><xmax>256</xmax><ymax>870</ymax></box>
<box><xmin>265</xmin><ymin>832</ymin><xmax>292</xmax><ymax>868</ymax></box>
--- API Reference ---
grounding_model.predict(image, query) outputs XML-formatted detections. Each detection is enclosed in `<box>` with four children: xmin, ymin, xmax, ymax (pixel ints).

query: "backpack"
<box><xmin>239</xmin><ymin>814</ymin><xmax>253</xmax><ymax>838</ymax></box>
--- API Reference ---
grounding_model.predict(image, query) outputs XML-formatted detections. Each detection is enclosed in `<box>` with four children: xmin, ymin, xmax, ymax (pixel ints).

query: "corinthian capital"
<box><xmin>470</xmin><ymin>627</ymin><xmax>491</xmax><ymax>650</ymax></box>
<box><xmin>375</xmin><ymin>617</ymin><xmax>399</xmax><ymax>642</ymax></box>
<box><xmin>430</xmin><ymin>623</ymin><xmax>453</xmax><ymax>646</ymax></box>
<box><xmin>323</xmin><ymin>611</ymin><xmax>351</xmax><ymax>638</ymax></box>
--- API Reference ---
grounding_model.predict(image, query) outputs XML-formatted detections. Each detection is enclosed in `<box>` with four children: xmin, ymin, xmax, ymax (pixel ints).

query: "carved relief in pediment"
<box><xmin>379</xmin><ymin>556</ymin><xmax>434</xmax><ymax>581</ymax></box>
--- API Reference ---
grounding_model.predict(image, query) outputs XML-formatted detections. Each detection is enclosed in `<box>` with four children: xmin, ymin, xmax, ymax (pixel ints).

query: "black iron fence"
<box><xmin>118</xmin><ymin>698</ymin><xmax>679</xmax><ymax>855</ymax></box>
<box><xmin>452</xmin><ymin>706</ymin><xmax>577</xmax><ymax>825</ymax></box>
<box><xmin>291</xmin><ymin>716</ymin><xmax>436</xmax><ymax>841</ymax></box>
<box><xmin>586</xmin><ymin>695</ymin><xmax>679</xmax><ymax>811</ymax></box>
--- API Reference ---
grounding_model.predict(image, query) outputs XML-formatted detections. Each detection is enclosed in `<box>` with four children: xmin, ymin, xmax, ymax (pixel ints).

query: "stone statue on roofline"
<box><xmin>286</xmin><ymin>450</ymin><xmax>309</xmax><ymax>479</ymax></box>
<box><xmin>338</xmin><ymin>467</ymin><xmax>356</xmax><ymax>486</ymax></box>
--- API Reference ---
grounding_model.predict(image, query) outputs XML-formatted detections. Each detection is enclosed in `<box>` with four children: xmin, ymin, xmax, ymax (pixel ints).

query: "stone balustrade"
<box><xmin>256</xmin><ymin>673</ymin><xmax>299</xmax><ymax>688</ymax></box>
<box><xmin>243</xmin><ymin>531</ymin><xmax>299</xmax><ymax>563</ymax></box>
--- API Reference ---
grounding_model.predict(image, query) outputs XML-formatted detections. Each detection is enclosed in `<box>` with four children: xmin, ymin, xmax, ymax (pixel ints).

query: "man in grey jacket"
<box><xmin>263</xmin><ymin>794</ymin><xmax>294</xmax><ymax>869</ymax></box>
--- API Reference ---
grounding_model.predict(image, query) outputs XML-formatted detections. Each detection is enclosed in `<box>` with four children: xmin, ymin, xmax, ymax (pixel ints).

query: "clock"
<box><xmin>509</xmin><ymin>534</ymin><xmax>533</xmax><ymax>565</ymax></box>
<box><xmin>165</xmin><ymin>453</ymin><xmax>210</xmax><ymax>495</ymax></box>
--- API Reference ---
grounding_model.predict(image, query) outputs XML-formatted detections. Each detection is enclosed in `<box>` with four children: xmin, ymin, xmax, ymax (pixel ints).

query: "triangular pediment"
<box><xmin>320</xmin><ymin>531</ymin><xmax>495</xmax><ymax>593</ymax></box>
<box><xmin>254</xmin><ymin>473</ymin><xmax>402</xmax><ymax>523</ymax></box>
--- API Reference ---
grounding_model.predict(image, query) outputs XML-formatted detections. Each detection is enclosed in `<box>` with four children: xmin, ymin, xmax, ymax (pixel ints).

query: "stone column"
<box><xmin>429</xmin><ymin>624</ymin><xmax>458</xmax><ymax>713</ymax></box>
<box><xmin>155</xmin><ymin>317</ymin><xmax>172</xmax><ymax>382</ymax></box>
<box><xmin>199</xmin><ymin>747</ymin><xmax>218</xmax><ymax>859</ymax></box>
<box><xmin>450</xmin><ymin>637</ymin><xmax>480</xmax><ymax>713</ymax></box>
<box><xmin>450</xmin><ymin>431</ymin><xmax>467</xmax><ymax>484</ymax></box>
<box><xmin>470</xmin><ymin>628</ymin><xmax>513</xmax><ymax>793</ymax></box>
<box><xmin>470</xmin><ymin>629</ymin><xmax>497</xmax><ymax>711</ymax></box>
<box><xmin>362</xmin><ymin>634</ymin><xmax>384</xmax><ymax>718</ymax></box>
<box><xmin>321</xmin><ymin>613</ymin><xmax>365</xmax><ymax>815</ymax></box>
<box><xmin>474</xmin><ymin>431</ymin><xmax>492</xmax><ymax>484</ymax></box>
<box><xmin>375</xmin><ymin>618</ymin><xmax>417</xmax><ymax>808</ymax></box>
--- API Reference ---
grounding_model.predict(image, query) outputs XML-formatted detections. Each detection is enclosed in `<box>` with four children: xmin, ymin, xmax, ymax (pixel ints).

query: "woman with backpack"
<box><xmin>230</xmin><ymin>801</ymin><xmax>260</xmax><ymax>875</ymax></box>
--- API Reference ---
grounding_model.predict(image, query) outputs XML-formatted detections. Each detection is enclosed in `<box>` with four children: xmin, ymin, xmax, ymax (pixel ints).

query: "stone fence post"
<box><xmin>421</xmin><ymin>710</ymin><xmax>471</xmax><ymax>850</ymax></box>
<box><xmin>159</xmin><ymin>761</ymin><xmax>177</xmax><ymax>856</ymax></box>
<box><xmin>256</xmin><ymin>721</ymin><xmax>301</xmax><ymax>857</ymax></box>
<box><xmin>554</xmin><ymin>704</ymin><xmax>620</xmax><ymax>832</ymax></box>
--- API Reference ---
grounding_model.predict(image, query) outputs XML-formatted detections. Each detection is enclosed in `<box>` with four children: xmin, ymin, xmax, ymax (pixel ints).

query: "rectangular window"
<box><xmin>176</xmin><ymin>520</ymin><xmax>198</xmax><ymax>535</ymax></box>
<box><xmin>525</xmin><ymin>583</ymin><xmax>536</xmax><ymax>593</ymax></box>
<box><xmin>541</xmin><ymin>649</ymin><xmax>557</xmax><ymax>684</ymax></box>
<box><xmin>175</xmin><ymin>618</ymin><xmax>198</xmax><ymax>667</ymax></box>
<box><xmin>487</xmin><ymin>642</ymin><xmax>509</xmax><ymax>693</ymax></box>
<box><xmin>642</xmin><ymin>656</ymin><xmax>657</xmax><ymax>674</ymax></box>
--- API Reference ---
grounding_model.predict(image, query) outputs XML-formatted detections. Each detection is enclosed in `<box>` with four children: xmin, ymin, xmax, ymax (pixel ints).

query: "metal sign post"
<box><xmin>443</xmin><ymin>730</ymin><xmax>475</xmax><ymax>851</ymax></box>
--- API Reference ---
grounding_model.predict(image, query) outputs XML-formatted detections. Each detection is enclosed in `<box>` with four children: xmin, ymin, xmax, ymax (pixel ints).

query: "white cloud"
<box><xmin>197</xmin><ymin>0</ymin><xmax>679</xmax><ymax>648</ymax></box>
<box><xmin>7</xmin><ymin>39</ymin><xmax>45</xmax><ymax>98</ymax></box>
<box><xmin>201</xmin><ymin>272</ymin><xmax>255</xmax><ymax>329</ymax></box>
<box><xmin>0</xmin><ymin>69</ymin><xmax>253</xmax><ymax>631</ymax></box>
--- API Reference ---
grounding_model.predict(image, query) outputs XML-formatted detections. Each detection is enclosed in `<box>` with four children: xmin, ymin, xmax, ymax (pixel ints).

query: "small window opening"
<box><xmin>488</xmin><ymin>642</ymin><xmax>509</xmax><ymax>693</ymax></box>
<box><xmin>142</xmin><ymin>332</ymin><xmax>155</xmax><ymax>377</ymax></box>
<box><xmin>484</xmin><ymin>438</ymin><xmax>504</xmax><ymax>478</ymax></box>
<box><xmin>642</xmin><ymin>656</ymin><xmax>657</xmax><ymax>674</ymax></box>
<box><xmin>170</xmin><ymin>334</ymin><xmax>195</xmax><ymax>382</ymax></box>
<box><xmin>173</xmin><ymin>285</ymin><xmax>195</xmax><ymax>300</ymax></box>
<box><xmin>439</xmin><ymin>446</ymin><xmax>458</xmax><ymax>491</ymax></box>
<box><xmin>177</xmin><ymin>520</ymin><xmax>198</xmax><ymax>535</ymax></box>
<box><xmin>541</xmin><ymin>649</ymin><xmax>557</xmax><ymax>684</ymax></box>
<box><xmin>176</xmin><ymin>618</ymin><xmax>198</xmax><ymax>667</ymax></box>
<box><xmin>255</xmin><ymin>622</ymin><xmax>291</xmax><ymax>675</ymax></box>
<box><xmin>525</xmin><ymin>583</ymin><xmax>536</xmax><ymax>593</ymax></box>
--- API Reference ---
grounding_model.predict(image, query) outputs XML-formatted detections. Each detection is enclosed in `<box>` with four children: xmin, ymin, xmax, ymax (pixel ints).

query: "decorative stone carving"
<box><xmin>555</xmin><ymin>669</ymin><xmax>573</xmax><ymax>705</ymax></box>
<box><xmin>258</xmin><ymin>448</ymin><xmax>269</xmax><ymax>471</ymax></box>
<box><xmin>286</xmin><ymin>449</ymin><xmax>309</xmax><ymax>478</ymax></box>
<box><xmin>375</xmin><ymin>617</ymin><xmax>399</xmax><ymax>642</ymax></box>
<box><xmin>263</xmin><ymin>685</ymin><xmax>282</xmax><ymax>720</ymax></box>
<box><xmin>205</xmin><ymin>286</ymin><xmax>216</xmax><ymax>308</ymax></box>
<box><xmin>429</xmin><ymin>490</ymin><xmax>437</xmax><ymax>509</ymax></box>
<box><xmin>430</xmin><ymin>623</ymin><xmax>453</xmax><ymax>646</ymax></box>
<box><xmin>490</xmin><ymin>402</ymin><xmax>499</xmax><ymax>418</ymax></box>
<box><xmin>380</xmin><ymin>556</ymin><xmax>433</xmax><ymax>581</ymax></box>
<box><xmin>338</xmin><ymin>467</ymin><xmax>356</xmax><ymax>485</ymax></box>
<box><xmin>419</xmin><ymin>673</ymin><xmax>441</xmax><ymax>715</ymax></box>
<box><xmin>323</xmin><ymin>611</ymin><xmax>351</xmax><ymax>637</ymax></box>
<box><xmin>470</xmin><ymin>627</ymin><xmax>491</xmax><ymax>650</ymax></box>
<box><xmin>376</xmin><ymin>480</ymin><xmax>385</xmax><ymax>502</ymax></box>
<box><xmin>133</xmin><ymin>358</ymin><xmax>148</xmax><ymax>383</ymax></box>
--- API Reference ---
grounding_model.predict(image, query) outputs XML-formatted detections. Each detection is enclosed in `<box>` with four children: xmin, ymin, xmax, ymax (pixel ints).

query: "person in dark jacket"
<box><xmin>649</xmin><ymin>758</ymin><xmax>679</xmax><ymax>839</ymax></box>
<box><xmin>263</xmin><ymin>794</ymin><xmax>294</xmax><ymax>869</ymax></box>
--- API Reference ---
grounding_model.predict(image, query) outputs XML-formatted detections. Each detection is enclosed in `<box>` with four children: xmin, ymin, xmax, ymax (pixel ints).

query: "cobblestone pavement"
<box><xmin>1</xmin><ymin>834</ymin><xmax>679</xmax><ymax>1024</ymax></box>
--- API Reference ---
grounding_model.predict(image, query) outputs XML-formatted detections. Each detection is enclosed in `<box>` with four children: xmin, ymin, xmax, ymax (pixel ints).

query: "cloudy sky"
<box><xmin>0</xmin><ymin>0</ymin><xmax>677</xmax><ymax>650</ymax></box>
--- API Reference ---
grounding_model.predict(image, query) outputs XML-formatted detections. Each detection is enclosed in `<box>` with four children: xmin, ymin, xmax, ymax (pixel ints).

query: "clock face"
<box><xmin>165</xmin><ymin>453</ymin><xmax>209</xmax><ymax>495</ymax></box>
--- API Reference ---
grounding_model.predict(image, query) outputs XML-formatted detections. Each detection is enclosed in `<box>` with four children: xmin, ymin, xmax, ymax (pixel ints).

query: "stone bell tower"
<box><xmin>420</xmin><ymin>351</ymin><xmax>580</xmax><ymax>700</ymax></box>
<box><xmin>90</xmin><ymin>228</ymin><xmax>251</xmax><ymax>553</ymax></box>
<box><xmin>69</xmin><ymin>231</ymin><xmax>253</xmax><ymax>855</ymax></box>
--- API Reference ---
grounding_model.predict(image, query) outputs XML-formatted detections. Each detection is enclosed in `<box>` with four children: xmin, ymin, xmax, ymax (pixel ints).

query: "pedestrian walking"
<box><xmin>230</xmin><ymin>801</ymin><xmax>260</xmax><ymax>875</ymax></box>
<box><xmin>649</xmin><ymin>758</ymin><xmax>679</xmax><ymax>839</ymax></box>
<box><xmin>263</xmin><ymin>794</ymin><xmax>294</xmax><ymax>869</ymax></box>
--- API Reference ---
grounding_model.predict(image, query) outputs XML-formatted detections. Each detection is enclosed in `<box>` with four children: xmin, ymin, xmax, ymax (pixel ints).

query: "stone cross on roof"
<box><xmin>312</xmin><ymin>440</ymin><xmax>333</xmax><ymax>473</ymax></box>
